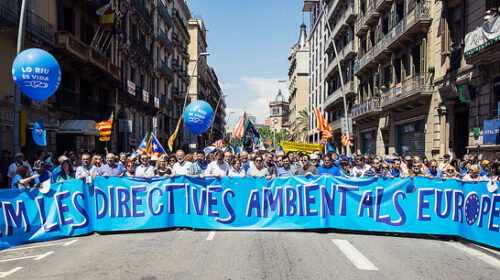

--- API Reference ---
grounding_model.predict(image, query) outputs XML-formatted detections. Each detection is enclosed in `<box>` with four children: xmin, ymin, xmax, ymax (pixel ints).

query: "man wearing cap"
<box><xmin>7</xmin><ymin>152</ymin><xmax>32</xmax><ymax>187</ymax></box>
<box><xmin>33</xmin><ymin>160</ymin><xmax>51</xmax><ymax>186</ymax></box>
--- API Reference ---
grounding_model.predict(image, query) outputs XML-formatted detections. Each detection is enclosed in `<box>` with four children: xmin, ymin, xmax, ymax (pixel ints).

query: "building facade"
<box><xmin>269</xmin><ymin>90</ymin><xmax>289</xmax><ymax>132</ymax></box>
<box><xmin>288</xmin><ymin>23</ymin><xmax>310</xmax><ymax>142</ymax></box>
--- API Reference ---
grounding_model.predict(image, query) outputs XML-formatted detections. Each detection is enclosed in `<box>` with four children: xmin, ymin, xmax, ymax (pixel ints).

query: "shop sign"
<box><xmin>464</xmin><ymin>15</ymin><xmax>500</xmax><ymax>57</ymax></box>
<box><xmin>143</xmin><ymin>90</ymin><xmax>149</xmax><ymax>103</ymax></box>
<box><xmin>127</xmin><ymin>80</ymin><xmax>136</xmax><ymax>96</ymax></box>
<box><xmin>483</xmin><ymin>118</ymin><xmax>500</xmax><ymax>145</ymax></box>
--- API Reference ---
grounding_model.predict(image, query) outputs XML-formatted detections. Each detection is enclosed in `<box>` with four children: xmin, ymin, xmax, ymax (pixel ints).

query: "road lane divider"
<box><xmin>3</xmin><ymin>239</ymin><xmax>78</xmax><ymax>252</ymax></box>
<box><xmin>0</xmin><ymin>267</ymin><xmax>23</xmax><ymax>278</ymax></box>
<box><xmin>0</xmin><ymin>251</ymin><xmax>54</xmax><ymax>263</ymax></box>
<box><xmin>207</xmin><ymin>231</ymin><xmax>216</xmax><ymax>241</ymax></box>
<box><xmin>331</xmin><ymin>239</ymin><xmax>378</xmax><ymax>271</ymax></box>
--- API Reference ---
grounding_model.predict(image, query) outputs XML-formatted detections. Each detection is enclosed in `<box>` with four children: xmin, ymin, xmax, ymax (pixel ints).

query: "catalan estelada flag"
<box><xmin>233</xmin><ymin>111</ymin><xmax>246</xmax><ymax>138</ymax></box>
<box><xmin>96</xmin><ymin>113</ymin><xmax>113</xmax><ymax>142</ymax></box>
<box><xmin>135</xmin><ymin>134</ymin><xmax>150</xmax><ymax>155</ymax></box>
<box><xmin>313</xmin><ymin>105</ymin><xmax>332</xmax><ymax>132</ymax></box>
<box><xmin>168</xmin><ymin>118</ymin><xmax>182</xmax><ymax>152</ymax></box>
<box><xmin>150</xmin><ymin>133</ymin><xmax>167</xmax><ymax>158</ymax></box>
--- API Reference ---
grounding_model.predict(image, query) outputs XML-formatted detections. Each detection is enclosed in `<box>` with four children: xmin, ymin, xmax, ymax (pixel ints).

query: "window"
<box><xmin>412</xmin><ymin>44</ymin><xmax>421</xmax><ymax>74</ymax></box>
<box><xmin>62</xmin><ymin>7</ymin><xmax>75</xmax><ymax>34</ymax></box>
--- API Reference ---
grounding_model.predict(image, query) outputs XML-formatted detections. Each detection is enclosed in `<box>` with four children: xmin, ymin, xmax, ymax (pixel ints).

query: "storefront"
<box><xmin>361</xmin><ymin>130</ymin><xmax>377</xmax><ymax>155</ymax></box>
<box><xmin>397</xmin><ymin>119</ymin><xmax>425</xmax><ymax>156</ymax></box>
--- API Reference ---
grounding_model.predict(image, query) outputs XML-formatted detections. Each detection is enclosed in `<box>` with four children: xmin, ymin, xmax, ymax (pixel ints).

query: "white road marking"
<box><xmin>63</xmin><ymin>239</ymin><xmax>79</xmax><ymax>247</ymax></box>
<box><xmin>331</xmin><ymin>239</ymin><xmax>379</xmax><ymax>271</ymax></box>
<box><xmin>207</xmin><ymin>231</ymin><xmax>216</xmax><ymax>241</ymax></box>
<box><xmin>448</xmin><ymin>242</ymin><xmax>500</xmax><ymax>269</ymax></box>
<box><xmin>0</xmin><ymin>267</ymin><xmax>23</xmax><ymax>278</ymax></box>
<box><xmin>0</xmin><ymin>251</ymin><xmax>54</xmax><ymax>263</ymax></box>
<box><xmin>3</xmin><ymin>239</ymin><xmax>78</xmax><ymax>252</ymax></box>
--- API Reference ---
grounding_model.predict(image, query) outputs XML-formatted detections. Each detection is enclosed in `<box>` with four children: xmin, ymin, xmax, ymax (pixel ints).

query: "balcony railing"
<box><xmin>331</xmin><ymin>3</ymin><xmax>355</xmax><ymax>40</ymax></box>
<box><xmin>157</xmin><ymin>0</ymin><xmax>172</xmax><ymax>26</ymax></box>
<box><xmin>0</xmin><ymin>0</ymin><xmax>55</xmax><ymax>46</ymax></box>
<box><xmin>355</xmin><ymin>1</ymin><xmax>430</xmax><ymax>75</ymax></box>
<box><xmin>172</xmin><ymin>8</ymin><xmax>189</xmax><ymax>39</ymax></box>
<box><xmin>57</xmin><ymin>88</ymin><xmax>80</xmax><ymax>110</ymax></box>
<box><xmin>131</xmin><ymin>0</ymin><xmax>153</xmax><ymax>26</ymax></box>
<box><xmin>131</xmin><ymin>39</ymin><xmax>153</xmax><ymax>63</ymax></box>
<box><xmin>325</xmin><ymin>81</ymin><xmax>355</xmax><ymax>108</ymax></box>
<box><xmin>55</xmin><ymin>31</ymin><xmax>120</xmax><ymax>80</ymax></box>
<box><xmin>381</xmin><ymin>72</ymin><xmax>433</xmax><ymax>107</ymax></box>
<box><xmin>157</xmin><ymin>29</ymin><xmax>173</xmax><ymax>52</ymax></box>
<box><xmin>352</xmin><ymin>97</ymin><xmax>381</xmax><ymax>119</ymax></box>
<box><xmin>329</xmin><ymin>119</ymin><xmax>342</xmax><ymax>132</ymax></box>
<box><xmin>157</xmin><ymin>61</ymin><xmax>174</xmax><ymax>80</ymax></box>
<box><xmin>160</xmin><ymin>94</ymin><xmax>173</xmax><ymax>108</ymax></box>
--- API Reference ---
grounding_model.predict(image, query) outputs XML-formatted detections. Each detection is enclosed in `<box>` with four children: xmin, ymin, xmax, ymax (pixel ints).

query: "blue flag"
<box><xmin>135</xmin><ymin>134</ymin><xmax>149</xmax><ymax>155</ymax></box>
<box><xmin>32</xmin><ymin>118</ymin><xmax>46</xmax><ymax>146</ymax></box>
<box><xmin>327</xmin><ymin>143</ymin><xmax>334</xmax><ymax>152</ymax></box>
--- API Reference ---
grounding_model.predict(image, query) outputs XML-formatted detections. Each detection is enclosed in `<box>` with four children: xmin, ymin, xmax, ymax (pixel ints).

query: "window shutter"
<box><xmin>440</xmin><ymin>8</ymin><xmax>450</xmax><ymax>55</ymax></box>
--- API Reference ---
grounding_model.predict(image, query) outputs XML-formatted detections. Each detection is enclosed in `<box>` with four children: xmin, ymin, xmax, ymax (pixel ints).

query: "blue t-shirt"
<box><xmin>11</xmin><ymin>174</ymin><xmax>23</xmax><ymax>189</ymax></box>
<box><xmin>317</xmin><ymin>165</ymin><xmax>341</xmax><ymax>176</ymax></box>
<box><xmin>34</xmin><ymin>170</ymin><xmax>51</xmax><ymax>185</ymax></box>
<box><xmin>391</xmin><ymin>168</ymin><xmax>401</xmax><ymax>177</ymax></box>
<box><xmin>423</xmin><ymin>168</ymin><xmax>444</xmax><ymax>179</ymax></box>
<box><xmin>276</xmin><ymin>166</ymin><xmax>294</xmax><ymax>177</ymax></box>
<box><xmin>51</xmin><ymin>166</ymin><xmax>62</xmax><ymax>183</ymax></box>
<box><xmin>243</xmin><ymin>163</ymin><xmax>251</xmax><ymax>172</ymax></box>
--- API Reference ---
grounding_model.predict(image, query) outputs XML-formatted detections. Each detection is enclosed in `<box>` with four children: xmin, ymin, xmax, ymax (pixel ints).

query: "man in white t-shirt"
<box><xmin>172</xmin><ymin>149</ymin><xmax>192</xmax><ymax>176</ymax></box>
<box><xmin>352</xmin><ymin>156</ymin><xmax>371</xmax><ymax>177</ymax></box>
<box><xmin>7</xmin><ymin>153</ymin><xmax>32</xmax><ymax>186</ymax></box>
<box><xmin>205</xmin><ymin>151</ymin><xmax>230</xmax><ymax>179</ymax></box>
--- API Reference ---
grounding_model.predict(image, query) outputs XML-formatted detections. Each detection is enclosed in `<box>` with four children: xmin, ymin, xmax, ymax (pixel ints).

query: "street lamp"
<box><xmin>303</xmin><ymin>0</ymin><xmax>351</xmax><ymax>156</ymax></box>
<box><xmin>181</xmin><ymin>52</ymin><xmax>209</xmax><ymax>151</ymax></box>
<box><xmin>209</xmin><ymin>93</ymin><xmax>227</xmax><ymax>142</ymax></box>
<box><xmin>13</xmin><ymin>0</ymin><xmax>28</xmax><ymax>154</ymax></box>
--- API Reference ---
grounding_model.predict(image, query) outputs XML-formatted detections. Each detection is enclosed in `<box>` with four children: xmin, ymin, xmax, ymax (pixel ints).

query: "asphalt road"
<box><xmin>1</xmin><ymin>230</ymin><xmax>500</xmax><ymax>279</ymax></box>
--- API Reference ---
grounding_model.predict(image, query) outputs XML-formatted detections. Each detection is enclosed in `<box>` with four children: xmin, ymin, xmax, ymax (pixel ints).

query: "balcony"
<box><xmin>375</xmin><ymin>0</ymin><xmax>392</xmax><ymax>12</ymax></box>
<box><xmin>355</xmin><ymin>1</ymin><xmax>378</xmax><ymax>37</ymax></box>
<box><xmin>0</xmin><ymin>0</ymin><xmax>55</xmax><ymax>46</ymax></box>
<box><xmin>172</xmin><ymin>32</ymin><xmax>179</xmax><ymax>45</ymax></box>
<box><xmin>381</xmin><ymin>72</ymin><xmax>433</xmax><ymax>108</ymax></box>
<box><xmin>131</xmin><ymin>39</ymin><xmax>153</xmax><ymax>64</ymax></box>
<box><xmin>172</xmin><ymin>8</ymin><xmax>190</xmax><ymax>39</ymax></box>
<box><xmin>160</xmin><ymin>94</ymin><xmax>173</xmax><ymax>108</ymax></box>
<box><xmin>331</xmin><ymin>3</ymin><xmax>356</xmax><ymax>41</ymax></box>
<box><xmin>355</xmin><ymin>1</ymin><xmax>431</xmax><ymax>76</ymax></box>
<box><xmin>326</xmin><ymin>40</ymin><xmax>356</xmax><ymax>78</ymax></box>
<box><xmin>324</xmin><ymin>81</ymin><xmax>355</xmax><ymax>109</ymax></box>
<box><xmin>131</xmin><ymin>0</ymin><xmax>153</xmax><ymax>27</ymax></box>
<box><xmin>171</xmin><ymin>59</ymin><xmax>180</xmax><ymax>71</ymax></box>
<box><xmin>352</xmin><ymin>97</ymin><xmax>381</xmax><ymax>120</ymax></box>
<box><xmin>329</xmin><ymin>119</ymin><xmax>342</xmax><ymax>132</ymax></box>
<box><xmin>157</xmin><ymin>0</ymin><xmax>172</xmax><ymax>26</ymax></box>
<box><xmin>157</xmin><ymin>29</ymin><xmax>173</xmax><ymax>52</ymax></box>
<box><xmin>55</xmin><ymin>32</ymin><xmax>120</xmax><ymax>80</ymax></box>
<box><xmin>56</xmin><ymin>88</ymin><xmax>81</xmax><ymax>111</ymax></box>
<box><xmin>156</xmin><ymin>61</ymin><xmax>174</xmax><ymax>80</ymax></box>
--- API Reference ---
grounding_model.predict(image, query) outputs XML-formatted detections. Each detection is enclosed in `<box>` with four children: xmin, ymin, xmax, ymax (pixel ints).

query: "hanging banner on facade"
<box><xmin>464</xmin><ymin>14</ymin><xmax>500</xmax><ymax>57</ymax></box>
<box><xmin>0</xmin><ymin>176</ymin><xmax>499</xmax><ymax>250</ymax></box>
<box><xmin>483</xmin><ymin>118</ymin><xmax>500</xmax><ymax>145</ymax></box>
<box><xmin>280</xmin><ymin>141</ymin><xmax>323</xmax><ymax>154</ymax></box>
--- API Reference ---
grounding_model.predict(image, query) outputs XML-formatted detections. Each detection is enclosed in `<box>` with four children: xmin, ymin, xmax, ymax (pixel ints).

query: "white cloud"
<box><xmin>220</xmin><ymin>82</ymin><xmax>240</xmax><ymax>91</ymax></box>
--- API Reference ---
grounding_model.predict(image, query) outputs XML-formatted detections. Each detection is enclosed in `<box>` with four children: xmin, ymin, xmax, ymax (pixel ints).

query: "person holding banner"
<box><xmin>205</xmin><ymin>151</ymin><xmax>230</xmax><ymax>179</ymax></box>
<box><xmin>76</xmin><ymin>153</ymin><xmax>99</xmax><ymax>183</ymax></box>
<box><xmin>155</xmin><ymin>157</ymin><xmax>172</xmax><ymax>178</ymax></box>
<box><xmin>99</xmin><ymin>153</ymin><xmax>122</xmax><ymax>178</ymax></box>
<box><xmin>11</xmin><ymin>165</ymin><xmax>38</xmax><ymax>189</ymax></box>
<box><xmin>247</xmin><ymin>156</ymin><xmax>271</xmax><ymax>179</ymax></box>
<box><xmin>173</xmin><ymin>150</ymin><xmax>192</xmax><ymax>176</ymax></box>
<box><xmin>55</xmin><ymin>158</ymin><xmax>75</xmax><ymax>182</ymax></box>
<box><xmin>352</xmin><ymin>156</ymin><xmax>371</xmax><ymax>177</ymax></box>
<box><xmin>121</xmin><ymin>160</ymin><xmax>137</xmax><ymax>178</ymax></box>
<box><xmin>7</xmin><ymin>153</ymin><xmax>32</xmax><ymax>187</ymax></box>
<box><xmin>228</xmin><ymin>159</ymin><xmax>246</xmax><ymax>178</ymax></box>
<box><xmin>296</xmin><ymin>154</ymin><xmax>319</xmax><ymax>176</ymax></box>
<box><xmin>317</xmin><ymin>154</ymin><xmax>340</xmax><ymax>177</ymax></box>
<box><xmin>135</xmin><ymin>154</ymin><xmax>155</xmax><ymax>179</ymax></box>
<box><xmin>32</xmin><ymin>160</ymin><xmax>51</xmax><ymax>186</ymax></box>
<box><xmin>188</xmin><ymin>151</ymin><xmax>208</xmax><ymax>177</ymax></box>
<box><xmin>276</xmin><ymin>157</ymin><xmax>295</xmax><ymax>178</ymax></box>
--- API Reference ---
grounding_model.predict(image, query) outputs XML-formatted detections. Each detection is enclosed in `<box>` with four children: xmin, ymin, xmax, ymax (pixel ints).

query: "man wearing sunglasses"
<box><xmin>135</xmin><ymin>154</ymin><xmax>155</xmax><ymax>179</ymax></box>
<box><xmin>172</xmin><ymin>149</ymin><xmax>192</xmax><ymax>176</ymax></box>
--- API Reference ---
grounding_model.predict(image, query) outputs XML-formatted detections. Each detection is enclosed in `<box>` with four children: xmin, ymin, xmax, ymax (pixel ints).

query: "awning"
<box><xmin>57</xmin><ymin>120</ymin><xmax>100</xmax><ymax>136</ymax></box>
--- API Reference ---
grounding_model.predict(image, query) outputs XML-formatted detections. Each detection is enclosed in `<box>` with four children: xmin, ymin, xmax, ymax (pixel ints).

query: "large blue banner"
<box><xmin>0</xmin><ymin>176</ymin><xmax>499</xmax><ymax>250</ymax></box>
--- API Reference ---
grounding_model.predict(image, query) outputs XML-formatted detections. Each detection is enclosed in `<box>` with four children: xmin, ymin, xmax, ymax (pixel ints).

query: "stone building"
<box><xmin>269</xmin><ymin>90</ymin><xmax>289</xmax><ymax>132</ymax></box>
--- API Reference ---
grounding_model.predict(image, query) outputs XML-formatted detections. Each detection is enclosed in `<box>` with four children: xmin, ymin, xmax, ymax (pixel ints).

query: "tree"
<box><xmin>257</xmin><ymin>127</ymin><xmax>291</xmax><ymax>149</ymax></box>
<box><xmin>294</xmin><ymin>109</ymin><xmax>309</xmax><ymax>142</ymax></box>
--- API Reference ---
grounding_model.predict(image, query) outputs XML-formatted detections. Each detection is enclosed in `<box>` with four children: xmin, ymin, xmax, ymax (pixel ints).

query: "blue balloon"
<box><xmin>12</xmin><ymin>48</ymin><xmax>61</xmax><ymax>101</ymax></box>
<box><xmin>184</xmin><ymin>100</ymin><xmax>214</xmax><ymax>134</ymax></box>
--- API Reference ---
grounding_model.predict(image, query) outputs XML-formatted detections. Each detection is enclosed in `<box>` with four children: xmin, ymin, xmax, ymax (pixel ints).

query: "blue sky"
<box><xmin>187</xmin><ymin>0</ymin><xmax>309</xmax><ymax>126</ymax></box>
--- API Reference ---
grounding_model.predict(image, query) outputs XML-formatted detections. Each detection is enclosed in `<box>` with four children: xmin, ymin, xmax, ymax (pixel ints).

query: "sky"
<box><xmin>186</xmin><ymin>0</ymin><xmax>309</xmax><ymax>127</ymax></box>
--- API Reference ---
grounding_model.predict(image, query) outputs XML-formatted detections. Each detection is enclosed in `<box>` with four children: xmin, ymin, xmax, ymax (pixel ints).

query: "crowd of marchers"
<box><xmin>0</xmin><ymin>148</ymin><xmax>499</xmax><ymax>193</ymax></box>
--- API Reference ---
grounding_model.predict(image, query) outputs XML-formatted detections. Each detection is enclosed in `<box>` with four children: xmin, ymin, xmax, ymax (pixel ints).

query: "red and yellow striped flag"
<box><xmin>342</xmin><ymin>133</ymin><xmax>353</xmax><ymax>146</ymax></box>
<box><xmin>233</xmin><ymin>111</ymin><xmax>246</xmax><ymax>138</ymax></box>
<box><xmin>321</xmin><ymin>129</ymin><xmax>333</xmax><ymax>141</ymax></box>
<box><xmin>313</xmin><ymin>105</ymin><xmax>332</xmax><ymax>132</ymax></box>
<box><xmin>168</xmin><ymin>117</ymin><xmax>183</xmax><ymax>152</ymax></box>
<box><xmin>96</xmin><ymin>113</ymin><xmax>113</xmax><ymax>142</ymax></box>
